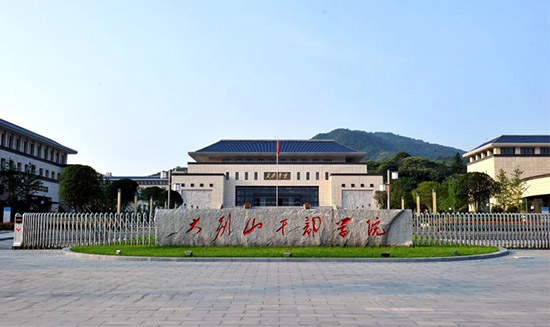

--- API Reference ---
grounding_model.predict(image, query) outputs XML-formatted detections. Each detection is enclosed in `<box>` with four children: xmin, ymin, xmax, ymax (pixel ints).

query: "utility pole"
<box><xmin>167</xmin><ymin>170</ymin><xmax>171</xmax><ymax>209</ymax></box>
<box><xmin>416</xmin><ymin>192</ymin><xmax>421</xmax><ymax>216</ymax></box>
<box><xmin>149</xmin><ymin>196</ymin><xmax>153</xmax><ymax>218</ymax></box>
<box><xmin>134</xmin><ymin>193</ymin><xmax>138</xmax><ymax>215</ymax></box>
<box><xmin>116</xmin><ymin>188</ymin><xmax>121</xmax><ymax>214</ymax></box>
<box><xmin>386</xmin><ymin>170</ymin><xmax>391</xmax><ymax>210</ymax></box>
<box><xmin>432</xmin><ymin>189</ymin><xmax>437</xmax><ymax>213</ymax></box>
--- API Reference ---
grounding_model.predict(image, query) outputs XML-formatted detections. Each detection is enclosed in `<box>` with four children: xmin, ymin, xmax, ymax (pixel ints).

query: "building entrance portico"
<box><xmin>236</xmin><ymin>186</ymin><xmax>319</xmax><ymax>207</ymax></box>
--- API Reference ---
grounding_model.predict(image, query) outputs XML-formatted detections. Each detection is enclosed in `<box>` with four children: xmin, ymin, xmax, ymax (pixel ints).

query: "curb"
<box><xmin>62</xmin><ymin>247</ymin><xmax>508</xmax><ymax>263</ymax></box>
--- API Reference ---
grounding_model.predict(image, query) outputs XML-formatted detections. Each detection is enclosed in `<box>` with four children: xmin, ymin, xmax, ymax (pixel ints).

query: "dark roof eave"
<box><xmin>0</xmin><ymin>118</ymin><xmax>78</xmax><ymax>154</ymax></box>
<box><xmin>188</xmin><ymin>151</ymin><xmax>366</xmax><ymax>157</ymax></box>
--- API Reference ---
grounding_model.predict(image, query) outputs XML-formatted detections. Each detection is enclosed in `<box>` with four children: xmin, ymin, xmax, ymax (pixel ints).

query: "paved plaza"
<box><xmin>0</xmin><ymin>239</ymin><xmax>548</xmax><ymax>327</ymax></box>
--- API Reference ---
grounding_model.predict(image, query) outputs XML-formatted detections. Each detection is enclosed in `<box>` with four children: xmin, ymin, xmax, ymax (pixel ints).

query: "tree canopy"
<box><xmin>59</xmin><ymin>165</ymin><xmax>105</xmax><ymax>212</ymax></box>
<box><xmin>457</xmin><ymin>172</ymin><xmax>499</xmax><ymax>212</ymax></box>
<box><xmin>0</xmin><ymin>159</ymin><xmax>44</xmax><ymax>215</ymax></box>
<box><xmin>108</xmin><ymin>179</ymin><xmax>139</xmax><ymax>211</ymax></box>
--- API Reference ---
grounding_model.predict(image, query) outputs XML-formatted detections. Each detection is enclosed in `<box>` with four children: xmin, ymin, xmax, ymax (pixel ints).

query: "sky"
<box><xmin>1</xmin><ymin>0</ymin><xmax>549</xmax><ymax>175</ymax></box>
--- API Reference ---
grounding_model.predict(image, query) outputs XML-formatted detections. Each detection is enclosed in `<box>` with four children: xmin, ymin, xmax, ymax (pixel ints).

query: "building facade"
<box><xmin>104</xmin><ymin>173</ymin><xmax>169</xmax><ymax>191</ymax></box>
<box><xmin>171</xmin><ymin>140</ymin><xmax>383</xmax><ymax>209</ymax></box>
<box><xmin>0</xmin><ymin>118</ymin><xmax>77</xmax><ymax>211</ymax></box>
<box><xmin>463</xmin><ymin>135</ymin><xmax>550</xmax><ymax>213</ymax></box>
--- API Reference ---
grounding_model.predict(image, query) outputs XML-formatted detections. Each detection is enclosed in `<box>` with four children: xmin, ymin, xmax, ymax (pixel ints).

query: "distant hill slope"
<box><xmin>312</xmin><ymin>129</ymin><xmax>464</xmax><ymax>161</ymax></box>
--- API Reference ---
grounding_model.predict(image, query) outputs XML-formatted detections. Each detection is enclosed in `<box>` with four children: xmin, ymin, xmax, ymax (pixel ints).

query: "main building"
<box><xmin>171</xmin><ymin>140</ymin><xmax>383</xmax><ymax>209</ymax></box>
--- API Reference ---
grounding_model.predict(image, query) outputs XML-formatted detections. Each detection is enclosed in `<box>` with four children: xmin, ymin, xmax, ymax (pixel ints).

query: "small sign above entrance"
<box><xmin>264</xmin><ymin>172</ymin><xmax>291</xmax><ymax>180</ymax></box>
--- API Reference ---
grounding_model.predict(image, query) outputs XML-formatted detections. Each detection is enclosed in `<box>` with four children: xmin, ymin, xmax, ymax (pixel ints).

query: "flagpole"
<box><xmin>276</xmin><ymin>138</ymin><xmax>279</xmax><ymax>207</ymax></box>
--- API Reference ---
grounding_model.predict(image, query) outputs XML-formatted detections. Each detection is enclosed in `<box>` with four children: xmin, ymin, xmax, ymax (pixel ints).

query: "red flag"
<box><xmin>276</xmin><ymin>140</ymin><xmax>280</xmax><ymax>156</ymax></box>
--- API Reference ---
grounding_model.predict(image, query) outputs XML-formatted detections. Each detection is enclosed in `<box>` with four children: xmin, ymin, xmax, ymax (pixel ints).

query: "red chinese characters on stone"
<box><xmin>276</xmin><ymin>219</ymin><xmax>288</xmax><ymax>236</ymax></box>
<box><xmin>303</xmin><ymin>216</ymin><xmax>321</xmax><ymax>237</ymax></box>
<box><xmin>214</xmin><ymin>214</ymin><xmax>232</xmax><ymax>241</ymax></box>
<box><xmin>336</xmin><ymin>217</ymin><xmax>352</xmax><ymax>238</ymax></box>
<box><xmin>243</xmin><ymin>218</ymin><xmax>263</xmax><ymax>235</ymax></box>
<box><xmin>186</xmin><ymin>217</ymin><xmax>202</xmax><ymax>234</ymax></box>
<box><xmin>366</xmin><ymin>217</ymin><xmax>386</xmax><ymax>237</ymax></box>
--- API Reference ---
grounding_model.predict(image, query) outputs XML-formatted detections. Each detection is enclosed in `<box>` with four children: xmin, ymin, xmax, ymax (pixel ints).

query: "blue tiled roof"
<box><xmin>195</xmin><ymin>140</ymin><xmax>359</xmax><ymax>153</ymax></box>
<box><xmin>0</xmin><ymin>117</ymin><xmax>77</xmax><ymax>154</ymax></box>
<box><xmin>473</xmin><ymin>135</ymin><xmax>550</xmax><ymax>151</ymax></box>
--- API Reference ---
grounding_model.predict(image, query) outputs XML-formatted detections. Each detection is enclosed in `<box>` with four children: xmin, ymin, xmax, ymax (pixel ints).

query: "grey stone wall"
<box><xmin>155</xmin><ymin>208</ymin><xmax>412</xmax><ymax>247</ymax></box>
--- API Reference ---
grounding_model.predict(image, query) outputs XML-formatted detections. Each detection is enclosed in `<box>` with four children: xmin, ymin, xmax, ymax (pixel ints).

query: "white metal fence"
<box><xmin>16</xmin><ymin>212</ymin><xmax>550</xmax><ymax>249</ymax></box>
<box><xmin>20</xmin><ymin>212</ymin><xmax>155</xmax><ymax>249</ymax></box>
<box><xmin>413</xmin><ymin>213</ymin><xmax>550</xmax><ymax>249</ymax></box>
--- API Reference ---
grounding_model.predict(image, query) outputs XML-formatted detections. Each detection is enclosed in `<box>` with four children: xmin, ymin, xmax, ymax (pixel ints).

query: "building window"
<box><xmin>297</xmin><ymin>172</ymin><xmax>301</xmax><ymax>180</ymax></box>
<box><xmin>190</xmin><ymin>183</ymin><xmax>195</xmax><ymax>187</ymax></box>
<box><xmin>258</xmin><ymin>159</ymin><xmax>264</xmax><ymax>163</ymax></box>
<box><xmin>30</xmin><ymin>144</ymin><xmax>34</xmax><ymax>155</ymax></box>
<box><xmin>0</xmin><ymin>158</ymin><xmax>5</xmax><ymax>168</ymax></box>
<box><xmin>520</xmin><ymin>148</ymin><xmax>534</xmax><ymax>155</ymax></box>
<box><xmin>200</xmin><ymin>183</ymin><xmax>204</xmax><ymax>187</ymax></box>
<box><xmin>50</xmin><ymin>150</ymin><xmax>54</xmax><ymax>161</ymax></box>
<box><xmin>23</xmin><ymin>141</ymin><xmax>27</xmax><ymax>153</ymax></box>
<box><xmin>235</xmin><ymin>172</ymin><xmax>239</xmax><ymax>180</ymax></box>
<box><xmin>0</xmin><ymin>133</ymin><xmax>4</xmax><ymax>146</ymax></box>
<box><xmin>209</xmin><ymin>183</ymin><xmax>214</xmax><ymax>187</ymax></box>
<box><xmin>51</xmin><ymin>171</ymin><xmax>55</xmax><ymax>179</ymax></box>
<box><xmin>222</xmin><ymin>159</ymin><xmax>231</xmax><ymax>163</ymax></box>
<box><xmin>245</xmin><ymin>172</ymin><xmax>248</xmax><ymax>180</ymax></box>
<box><xmin>315</xmin><ymin>172</ymin><xmax>319</xmax><ymax>180</ymax></box>
<box><xmin>541</xmin><ymin>148</ymin><xmax>550</xmax><ymax>155</ymax></box>
<box><xmin>370</xmin><ymin>184</ymin><xmax>374</xmax><ymax>187</ymax></box>
<box><xmin>301</xmin><ymin>159</ymin><xmax>308</xmax><ymax>163</ymax></box>
<box><xmin>500</xmin><ymin>148</ymin><xmax>514</xmax><ymax>155</ymax></box>
<box><xmin>56</xmin><ymin>153</ymin><xmax>59</xmax><ymax>163</ymax></box>
<box><xmin>37</xmin><ymin>145</ymin><xmax>42</xmax><ymax>158</ymax></box>
<box><xmin>341</xmin><ymin>184</ymin><xmax>346</xmax><ymax>188</ymax></box>
<box><xmin>246</xmin><ymin>159</ymin><xmax>253</xmax><ymax>163</ymax></box>
<box><xmin>324</xmin><ymin>159</ymin><xmax>332</xmax><ymax>163</ymax></box>
<box><xmin>268</xmin><ymin>159</ymin><xmax>275</xmax><ymax>163</ymax></box>
<box><xmin>325</xmin><ymin>172</ymin><xmax>329</xmax><ymax>180</ymax></box>
<box><xmin>16</xmin><ymin>138</ymin><xmax>20</xmax><ymax>151</ymax></box>
<box><xmin>236</xmin><ymin>186</ymin><xmax>319</xmax><ymax>207</ymax></box>
<box><xmin>290</xmin><ymin>159</ymin><xmax>297</xmax><ymax>163</ymax></box>
<box><xmin>279</xmin><ymin>159</ymin><xmax>286</xmax><ymax>163</ymax></box>
<box><xmin>351</xmin><ymin>183</ymin><xmax>355</xmax><ymax>188</ymax></box>
<box><xmin>45</xmin><ymin>169</ymin><xmax>49</xmax><ymax>177</ymax></box>
<box><xmin>312</xmin><ymin>159</ymin><xmax>319</xmax><ymax>163</ymax></box>
<box><xmin>361</xmin><ymin>183</ymin><xmax>365</xmax><ymax>187</ymax></box>
<box><xmin>306</xmin><ymin>172</ymin><xmax>310</xmax><ymax>180</ymax></box>
<box><xmin>8</xmin><ymin>135</ymin><xmax>12</xmax><ymax>148</ymax></box>
<box><xmin>254</xmin><ymin>172</ymin><xmax>258</xmax><ymax>180</ymax></box>
<box><xmin>182</xmin><ymin>183</ymin><xmax>185</xmax><ymax>187</ymax></box>
<box><xmin>225</xmin><ymin>172</ymin><xmax>229</xmax><ymax>180</ymax></box>
<box><xmin>39</xmin><ymin>168</ymin><xmax>43</xmax><ymax>176</ymax></box>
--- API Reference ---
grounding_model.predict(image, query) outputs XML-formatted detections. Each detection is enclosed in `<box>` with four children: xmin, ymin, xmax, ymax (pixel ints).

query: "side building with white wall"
<box><xmin>463</xmin><ymin>135</ymin><xmax>550</xmax><ymax>213</ymax></box>
<box><xmin>0</xmin><ymin>118</ymin><xmax>77</xmax><ymax>211</ymax></box>
<box><xmin>171</xmin><ymin>140</ymin><xmax>384</xmax><ymax>209</ymax></box>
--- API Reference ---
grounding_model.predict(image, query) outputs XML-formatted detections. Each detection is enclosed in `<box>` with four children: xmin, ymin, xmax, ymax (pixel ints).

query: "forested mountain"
<box><xmin>312</xmin><ymin>129</ymin><xmax>464</xmax><ymax>161</ymax></box>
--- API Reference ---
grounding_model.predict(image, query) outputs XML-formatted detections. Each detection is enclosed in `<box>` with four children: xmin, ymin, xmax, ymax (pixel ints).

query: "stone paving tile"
<box><xmin>0</xmin><ymin>239</ymin><xmax>548</xmax><ymax>327</ymax></box>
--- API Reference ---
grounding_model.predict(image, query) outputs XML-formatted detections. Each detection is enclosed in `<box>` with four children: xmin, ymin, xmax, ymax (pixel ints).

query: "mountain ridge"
<box><xmin>312</xmin><ymin>128</ymin><xmax>464</xmax><ymax>161</ymax></box>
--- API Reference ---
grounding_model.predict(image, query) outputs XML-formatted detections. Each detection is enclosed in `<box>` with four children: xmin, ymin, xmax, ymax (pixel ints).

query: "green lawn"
<box><xmin>71</xmin><ymin>244</ymin><xmax>499</xmax><ymax>258</ymax></box>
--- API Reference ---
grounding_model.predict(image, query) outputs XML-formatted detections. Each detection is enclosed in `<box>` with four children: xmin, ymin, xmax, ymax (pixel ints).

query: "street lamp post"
<box><xmin>386</xmin><ymin>170</ymin><xmax>398</xmax><ymax>210</ymax></box>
